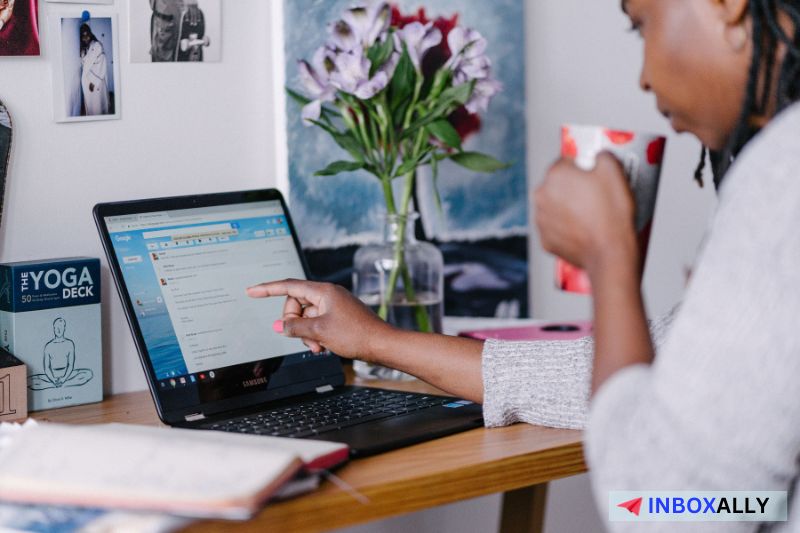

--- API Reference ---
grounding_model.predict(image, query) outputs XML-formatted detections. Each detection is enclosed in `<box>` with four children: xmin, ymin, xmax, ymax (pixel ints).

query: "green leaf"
<box><xmin>402</xmin><ymin>107</ymin><xmax>448</xmax><ymax>140</ymax></box>
<box><xmin>333</xmin><ymin>134</ymin><xmax>365</xmax><ymax>162</ymax></box>
<box><xmin>368</xmin><ymin>35</ymin><xmax>396</xmax><ymax>77</ymax></box>
<box><xmin>449</xmin><ymin>152</ymin><xmax>511</xmax><ymax>173</ymax></box>
<box><xmin>401</xmin><ymin>83</ymin><xmax>475</xmax><ymax>141</ymax></box>
<box><xmin>308</xmin><ymin>119</ymin><xmax>366</xmax><ymax>161</ymax></box>
<box><xmin>395</xmin><ymin>158</ymin><xmax>419</xmax><ymax>178</ymax></box>
<box><xmin>438</xmin><ymin>81</ymin><xmax>474</xmax><ymax>106</ymax></box>
<box><xmin>425</xmin><ymin>68</ymin><xmax>452</xmax><ymax>100</ymax></box>
<box><xmin>286</xmin><ymin>87</ymin><xmax>311</xmax><ymax>106</ymax></box>
<box><xmin>430</xmin><ymin>153</ymin><xmax>443</xmax><ymax>214</ymax></box>
<box><xmin>308</xmin><ymin>119</ymin><xmax>339</xmax><ymax>137</ymax></box>
<box><xmin>426</xmin><ymin>119</ymin><xmax>462</xmax><ymax>150</ymax></box>
<box><xmin>389</xmin><ymin>49</ymin><xmax>416</xmax><ymax>112</ymax></box>
<box><xmin>392</xmin><ymin>100</ymin><xmax>409</xmax><ymax>129</ymax></box>
<box><xmin>314</xmin><ymin>160</ymin><xmax>366</xmax><ymax>176</ymax></box>
<box><xmin>288</xmin><ymin>88</ymin><xmax>336</xmax><ymax>118</ymax></box>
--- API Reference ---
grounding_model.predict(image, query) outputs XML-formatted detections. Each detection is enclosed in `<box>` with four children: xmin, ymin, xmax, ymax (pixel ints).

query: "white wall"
<box><xmin>0</xmin><ymin>1</ymin><xmax>716</xmax><ymax>532</ymax></box>
<box><xmin>526</xmin><ymin>0</ymin><xmax>718</xmax><ymax>322</ymax></box>
<box><xmin>0</xmin><ymin>0</ymin><xmax>277</xmax><ymax>394</ymax></box>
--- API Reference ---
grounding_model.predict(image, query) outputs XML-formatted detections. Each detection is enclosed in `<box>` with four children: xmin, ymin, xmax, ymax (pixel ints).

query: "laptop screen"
<box><xmin>103</xmin><ymin>198</ymin><xmax>341</xmax><ymax>418</ymax></box>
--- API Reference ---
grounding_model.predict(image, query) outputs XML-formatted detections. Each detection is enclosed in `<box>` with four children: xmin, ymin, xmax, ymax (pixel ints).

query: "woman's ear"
<box><xmin>716</xmin><ymin>0</ymin><xmax>749</xmax><ymax>25</ymax></box>
<box><xmin>714</xmin><ymin>0</ymin><xmax>750</xmax><ymax>52</ymax></box>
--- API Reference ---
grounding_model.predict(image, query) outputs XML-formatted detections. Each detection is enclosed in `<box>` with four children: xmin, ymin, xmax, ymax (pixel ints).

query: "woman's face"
<box><xmin>624</xmin><ymin>0</ymin><xmax>751</xmax><ymax>150</ymax></box>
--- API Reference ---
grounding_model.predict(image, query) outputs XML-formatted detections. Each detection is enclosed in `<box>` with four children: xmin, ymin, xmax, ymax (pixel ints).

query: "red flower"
<box><xmin>390</xmin><ymin>5</ymin><xmax>427</xmax><ymax>27</ymax></box>
<box><xmin>449</xmin><ymin>106</ymin><xmax>481</xmax><ymax>141</ymax></box>
<box><xmin>390</xmin><ymin>4</ymin><xmax>480</xmax><ymax>142</ymax></box>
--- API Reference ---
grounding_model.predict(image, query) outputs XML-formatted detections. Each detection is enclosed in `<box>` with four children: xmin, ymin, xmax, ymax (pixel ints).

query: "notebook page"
<box><xmin>103</xmin><ymin>424</ymin><xmax>349</xmax><ymax>467</ymax></box>
<box><xmin>157</xmin><ymin>427</ymin><xmax>349</xmax><ymax>465</ymax></box>
<box><xmin>0</xmin><ymin>423</ymin><xmax>299</xmax><ymax>512</ymax></box>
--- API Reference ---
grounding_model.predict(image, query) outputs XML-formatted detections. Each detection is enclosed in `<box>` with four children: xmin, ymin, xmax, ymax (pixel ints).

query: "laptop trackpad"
<box><xmin>314</xmin><ymin>405</ymin><xmax>484</xmax><ymax>457</ymax></box>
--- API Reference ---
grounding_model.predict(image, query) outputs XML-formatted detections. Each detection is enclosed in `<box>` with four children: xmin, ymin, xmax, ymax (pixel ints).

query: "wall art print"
<box><xmin>283</xmin><ymin>0</ymin><xmax>528</xmax><ymax>317</ymax></box>
<box><xmin>50</xmin><ymin>11</ymin><xmax>121</xmax><ymax>122</ymax></box>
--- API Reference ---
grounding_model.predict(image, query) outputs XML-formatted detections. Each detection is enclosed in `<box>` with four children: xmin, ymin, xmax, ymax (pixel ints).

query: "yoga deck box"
<box><xmin>0</xmin><ymin>257</ymin><xmax>102</xmax><ymax>411</ymax></box>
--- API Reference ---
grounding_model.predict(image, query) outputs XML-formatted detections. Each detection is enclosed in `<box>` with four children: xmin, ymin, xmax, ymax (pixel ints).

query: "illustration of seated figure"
<box><xmin>28</xmin><ymin>318</ymin><xmax>93</xmax><ymax>390</ymax></box>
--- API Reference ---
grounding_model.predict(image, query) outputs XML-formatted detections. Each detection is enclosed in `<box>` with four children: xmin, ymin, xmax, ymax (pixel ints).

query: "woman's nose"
<box><xmin>639</xmin><ymin>68</ymin><xmax>651</xmax><ymax>92</ymax></box>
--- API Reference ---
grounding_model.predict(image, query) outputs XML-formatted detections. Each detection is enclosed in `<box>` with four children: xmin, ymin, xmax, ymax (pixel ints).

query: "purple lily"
<box><xmin>330</xmin><ymin>45</ymin><xmax>400</xmax><ymax>100</ymax></box>
<box><xmin>396</xmin><ymin>21</ymin><xmax>442</xmax><ymax>72</ymax></box>
<box><xmin>297</xmin><ymin>46</ymin><xmax>337</xmax><ymax>124</ymax></box>
<box><xmin>329</xmin><ymin>1</ymin><xmax>391</xmax><ymax>52</ymax></box>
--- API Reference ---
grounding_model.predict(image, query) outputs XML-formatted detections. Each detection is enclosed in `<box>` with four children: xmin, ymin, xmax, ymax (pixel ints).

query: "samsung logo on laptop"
<box><xmin>242</xmin><ymin>377</ymin><xmax>268</xmax><ymax>388</ymax></box>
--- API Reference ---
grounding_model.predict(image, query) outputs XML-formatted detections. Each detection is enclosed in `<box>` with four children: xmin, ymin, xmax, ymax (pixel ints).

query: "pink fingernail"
<box><xmin>272</xmin><ymin>319</ymin><xmax>284</xmax><ymax>333</ymax></box>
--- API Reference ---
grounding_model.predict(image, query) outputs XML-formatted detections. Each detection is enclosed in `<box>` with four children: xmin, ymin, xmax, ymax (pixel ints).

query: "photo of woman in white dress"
<box><xmin>55</xmin><ymin>14</ymin><xmax>119</xmax><ymax>122</ymax></box>
<box><xmin>79</xmin><ymin>23</ymin><xmax>109</xmax><ymax>116</ymax></box>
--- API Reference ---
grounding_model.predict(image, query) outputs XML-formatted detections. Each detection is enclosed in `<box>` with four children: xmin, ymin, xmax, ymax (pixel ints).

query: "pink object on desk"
<box><xmin>459</xmin><ymin>320</ymin><xmax>593</xmax><ymax>341</ymax></box>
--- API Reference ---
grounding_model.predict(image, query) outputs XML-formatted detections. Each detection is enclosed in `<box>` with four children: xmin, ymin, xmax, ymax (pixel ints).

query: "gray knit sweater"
<box><xmin>482</xmin><ymin>102</ymin><xmax>800</xmax><ymax>532</ymax></box>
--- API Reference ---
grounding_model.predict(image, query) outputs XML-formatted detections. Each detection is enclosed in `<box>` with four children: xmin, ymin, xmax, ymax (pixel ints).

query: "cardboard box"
<box><xmin>0</xmin><ymin>348</ymin><xmax>27</xmax><ymax>422</ymax></box>
<box><xmin>0</xmin><ymin>258</ymin><xmax>102</xmax><ymax>411</ymax></box>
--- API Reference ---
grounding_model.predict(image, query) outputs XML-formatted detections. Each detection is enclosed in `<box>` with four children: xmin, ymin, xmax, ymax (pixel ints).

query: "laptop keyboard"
<box><xmin>201</xmin><ymin>388</ymin><xmax>449</xmax><ymax>438</ymax></box>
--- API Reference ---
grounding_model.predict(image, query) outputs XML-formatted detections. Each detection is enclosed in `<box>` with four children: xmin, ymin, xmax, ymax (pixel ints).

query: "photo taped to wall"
<box><xmin>129</xmin><ymin>0</ymin><xmax>221</xmax><ymax>63</ymax></box>
<box><xmin>50</xmin><ymin>10</ymin><xmax>121</xmax><ymax>122</ymax></box>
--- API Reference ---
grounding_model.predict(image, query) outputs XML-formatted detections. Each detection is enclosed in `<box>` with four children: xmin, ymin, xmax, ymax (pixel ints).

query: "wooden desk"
<box><xmin>33</xmin><ymin>372</ymin><xmax>585</xmax><ymax>533</ymax></box>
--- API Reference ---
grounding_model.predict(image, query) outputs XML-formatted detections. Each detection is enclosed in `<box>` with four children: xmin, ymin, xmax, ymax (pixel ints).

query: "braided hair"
<box><xmin>695</xmin><ymin>0</ymin><xmax>800</xmax><ymax>188</ymax></box>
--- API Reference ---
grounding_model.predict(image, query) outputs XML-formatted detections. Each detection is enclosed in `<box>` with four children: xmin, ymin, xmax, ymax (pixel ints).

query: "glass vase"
<box><xmin>352</xmin><ymin>213</ymin><xmax>444</xmax><ymax>381</ymax></box>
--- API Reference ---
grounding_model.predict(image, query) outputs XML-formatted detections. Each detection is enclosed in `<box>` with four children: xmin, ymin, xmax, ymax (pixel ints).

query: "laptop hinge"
<box><xmin>315</xmin><ymin>384</ymin><xmax>334</xmax><ymax>394</ymax></box>
<box><xmin>185</xmin><ymin>412</ymin><xmax>206</xmax><ymax>422</ymax></box>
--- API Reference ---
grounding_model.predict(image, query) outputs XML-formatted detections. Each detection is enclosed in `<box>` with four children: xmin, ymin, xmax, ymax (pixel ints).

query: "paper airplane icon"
<box><xmin>617</xmin><ymin>497</ymin><xmax>643</xmax><ymax>516</ymax></box>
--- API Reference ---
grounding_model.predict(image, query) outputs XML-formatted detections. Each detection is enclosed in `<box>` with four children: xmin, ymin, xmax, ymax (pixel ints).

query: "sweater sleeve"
<box><xmin>481</xmin><ymin>307</ymin><xmax>678</xmax><ymax>429</ymax></box>
<box><xmin>585</xmin><ymin>104</ymin><xmax>800</xmax><ymax>532</ymax></box>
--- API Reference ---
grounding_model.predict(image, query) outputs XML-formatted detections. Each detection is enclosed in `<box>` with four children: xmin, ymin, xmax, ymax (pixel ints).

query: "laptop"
<box><xmin>94</xmin><ymin>189</ymin><xmax>483</xmax><ymax>457</ymax></box>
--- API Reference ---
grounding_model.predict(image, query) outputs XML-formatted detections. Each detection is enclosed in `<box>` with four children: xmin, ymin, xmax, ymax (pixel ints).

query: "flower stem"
<box><xmin>373</xmin><ymin>77</ymin><xmax>436</xmax><ymax>333</ymax></box>
<box><xmin>376</xmin><ymin>170</ymin><xmax>433</xmax><ymax>333</ymax></box>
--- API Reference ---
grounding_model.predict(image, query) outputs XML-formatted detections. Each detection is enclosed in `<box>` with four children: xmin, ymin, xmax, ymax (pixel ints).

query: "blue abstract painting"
<box><xmin>283</xmin><ymin>0</ymin><xmax>529</xmax><ymax>317</ymax></box>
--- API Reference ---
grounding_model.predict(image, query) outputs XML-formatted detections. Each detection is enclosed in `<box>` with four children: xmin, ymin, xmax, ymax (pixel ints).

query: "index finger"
<box><xmin>549</xmin><ymin>156</ymin><xmax>579</xmax><ymax>173</ymax></box>
<box><xmin>246</xmin><ymin>278</ymin><xmax>323</xmax><ymax>306</ymax></box>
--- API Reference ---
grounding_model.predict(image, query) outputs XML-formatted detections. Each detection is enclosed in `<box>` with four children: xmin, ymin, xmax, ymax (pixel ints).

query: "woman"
<box><xmin>249</xmin><ymin>0</ymin><xmax>800</xmax><ymax>529</ymax></box>
<box><xmin>79</xmin><ymin>23</ymin><xmax>109</xmax><ymax>116</ymax></box>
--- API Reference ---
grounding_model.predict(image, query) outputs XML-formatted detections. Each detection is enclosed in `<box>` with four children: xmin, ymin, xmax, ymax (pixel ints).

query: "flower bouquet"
<box><xmin>288</xmin><ymin>1</ymin><xmax>507</xmax><ymax>335</ymax></box>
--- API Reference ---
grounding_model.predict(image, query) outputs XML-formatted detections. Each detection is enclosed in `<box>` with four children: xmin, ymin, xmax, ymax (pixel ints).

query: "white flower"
<box><xmin>444</xmin><ymin>26</ymin><xmax>502</xmax><ymax>113</ymax></box>
<box><xmin>397</xmin><ymin>21</ymin><xmax>442</xmax><ymax>72</ymax></box>
<box><xmin>330</xmin><ymin>45</ymin><xmax>399</xmax><ymax>100</ymax></box>
<box><xmin>329</xmin><ymin>1</ymin><xmax>391</xmax><ymax>52</ymax></box>
<box><xmin>445</xmin><ymin>27</ymin><xmax>488</xmax><ymax>74</ymax></box>
<box><xmin>465</xmin><ymin>78</ymin><xmax>502</xmax><ymax>114</ymax></box>
<box><xmin>298</xmin><ymin>46</ymin><xmax>337</xmax><ymax>124</ymax></box>
<box><xmin>329</xmin><ymin>19</ymin><xmax>359</xmax><ymax>52</ymax></box>
<box><xmin>453</xmin><ymin>54</ymin><xmax>491</xmax><ymax>85</ymax></box>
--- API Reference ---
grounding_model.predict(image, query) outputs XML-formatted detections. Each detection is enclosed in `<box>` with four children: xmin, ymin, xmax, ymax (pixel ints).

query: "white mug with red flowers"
<box><xmin>556</xmin><ymin>124</ymin><xmax>667</xmax><ymax>294</ymax></box>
